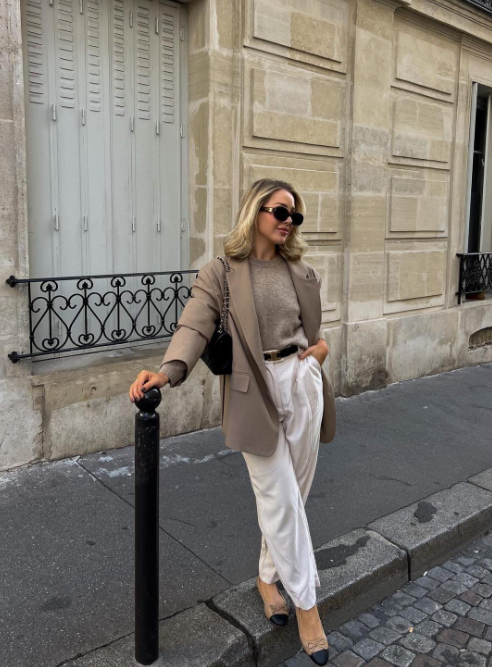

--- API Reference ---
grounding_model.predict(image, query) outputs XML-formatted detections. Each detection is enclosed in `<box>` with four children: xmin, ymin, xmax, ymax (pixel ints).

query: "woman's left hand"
<box><xmin>298</xmin><ymin>338</ymin><xmax>329</xmax><ymax>366</ymax></box>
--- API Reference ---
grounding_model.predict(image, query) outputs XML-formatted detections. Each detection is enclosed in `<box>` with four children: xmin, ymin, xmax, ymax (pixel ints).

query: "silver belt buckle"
<box><xmin>265</xmin><ymin>349</ymin><xmax>281</xmax><ymax>361</ymax></box>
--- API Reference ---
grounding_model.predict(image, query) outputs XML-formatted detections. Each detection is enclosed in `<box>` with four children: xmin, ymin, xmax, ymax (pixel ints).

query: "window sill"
<box><xmin>31</xmin><ymin>340</ymin><xmax>170</xmax><ymax>383</ymax></box>
<box><xmin>461</xmin><ymin>291</ymin><xmax>492</xmax><ymax>305</ymax></box>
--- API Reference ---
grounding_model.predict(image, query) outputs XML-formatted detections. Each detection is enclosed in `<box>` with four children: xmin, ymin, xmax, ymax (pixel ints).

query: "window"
<box><xmin>465</xmin><ymin>82</ymin><xmax>492</xmax><ymax>254</ymax></box>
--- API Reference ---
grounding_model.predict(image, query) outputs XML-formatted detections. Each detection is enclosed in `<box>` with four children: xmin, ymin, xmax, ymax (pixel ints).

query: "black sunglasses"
<box><xmin>260</xmin><ymin>206</ymin><xmax>304</xmax><ymax>226</ymax></box>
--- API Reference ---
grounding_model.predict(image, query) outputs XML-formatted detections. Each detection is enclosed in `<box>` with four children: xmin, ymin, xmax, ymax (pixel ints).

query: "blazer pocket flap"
<box><xmin>229</xmin><ymin>371</ymin><xmax>250</xmax><ymax>393</ymax></box>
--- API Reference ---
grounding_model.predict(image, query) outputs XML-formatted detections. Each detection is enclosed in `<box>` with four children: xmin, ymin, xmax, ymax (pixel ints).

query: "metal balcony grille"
<box><xmin>456</xmin><ymin>253</ymin><xmax>492</xmax><ymax>304</ymax></box>
<box><xmin>462</xmin><ymin>0</ymin><xmax>492</xmax><ymax>12</ymax></box>
<box><xmin>6</xmin><ymin>269</ymin><xmax>199</xmax><ymax>362</ymax></box>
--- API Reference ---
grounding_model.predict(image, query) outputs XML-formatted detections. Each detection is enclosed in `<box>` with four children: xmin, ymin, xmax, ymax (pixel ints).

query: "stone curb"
<box><xmin>63</xmin><ymin>604</ymin><xmax>254</xmax><ymax>667</ymax></box>
<box><xmin>367</xmin><ymin>481</ymin><xmax>492</xmax><ymax>579</ymax></box>
<box><xmin>211</xmin><ymin>529</ymin><xmax>408</xmax><ymax>667</ymax></box>
<box><xmin>63</xmin><ymin>467</ymin><xmax>492</xmax><ymax>667</ymax></box>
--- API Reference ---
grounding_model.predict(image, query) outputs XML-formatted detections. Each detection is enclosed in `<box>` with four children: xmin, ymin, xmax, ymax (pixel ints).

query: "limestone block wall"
<box><xmin>2</xmin><ymin>0</ymin><xmax>492</xmax><ymax>470</ymax></box>
<box><xmin>195</xmin><ymin>0</ymin><xmax>492</xmax><ymax>396</ymax></box>
<box><xmin>0</xmin><ymin>0</ymin><xmax>42</xmax><ymax>469</ymax></box>
<box><xmin>238</xmin><ymin>0</ymin><xmax>350</xmax><ymax>394</ymax></box>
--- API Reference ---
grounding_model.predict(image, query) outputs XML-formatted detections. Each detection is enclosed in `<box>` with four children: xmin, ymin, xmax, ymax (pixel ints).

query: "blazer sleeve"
<box><xmin>158</xmin><ymin>264</ymin><xmax>222</xmax><ymax>388</ymax></box>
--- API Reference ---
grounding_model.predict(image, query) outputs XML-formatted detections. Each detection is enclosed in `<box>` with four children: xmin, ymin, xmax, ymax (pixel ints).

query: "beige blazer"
<box><xmin>160</xmin><ymin>255</ymin><xmax>336</xmax><ymax>457</ymax></box>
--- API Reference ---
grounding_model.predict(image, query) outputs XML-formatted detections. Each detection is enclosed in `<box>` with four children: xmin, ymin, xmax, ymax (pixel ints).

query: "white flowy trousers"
<box><xmin>241</xmin><ymin>350</ymin><xmax>324</xmax><ymax>610</ymax></box>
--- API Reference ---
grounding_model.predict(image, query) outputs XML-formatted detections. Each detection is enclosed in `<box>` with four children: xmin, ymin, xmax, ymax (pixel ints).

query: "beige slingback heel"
<box><xmin>256</xmin><ymin>575</ymin><xmax>289</xmax><ymax>626</ymax></box>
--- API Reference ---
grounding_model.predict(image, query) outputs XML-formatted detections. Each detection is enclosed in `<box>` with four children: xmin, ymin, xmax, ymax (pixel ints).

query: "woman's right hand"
<box><xmin>129</xmin><ymin>370</ymin><xmax>169</xmax><ymax>403</ymax></box>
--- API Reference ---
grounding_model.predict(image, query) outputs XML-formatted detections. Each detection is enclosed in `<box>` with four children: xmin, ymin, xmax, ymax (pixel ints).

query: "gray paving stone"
<box><xmin>428</xmin><ymin>586</ymin><xmax>456</xmax><ymax>604</ymax></box>
<box><xmin>444</xmin><ymin>599</ymin><xmax>472</xmax><ymax>615</ymax></box>
<box><xmin>413</xmin><ymin>620</ymin><xmax>444</xmax><ymax>638</ymax></box>
<box><xmin>441</xmin><ymin>580</ymin><xmax>470</xmax><ymax>595</ymax></box>
<box><xmin>327</xmin><ymin>632</ymin><xmax>354</xmax><ymax>653</ymax></box>
<box><xmin>458</xmin><ymin>589</ymin><xmax>483</xmax><ymax>607</ymax></box>
<box><xmin>338</xmin><ymin>620</ymin><xmax>371</xmax><ymax>643</ymax></box>
<box><xmin>469</xmin><ymin>608</ymin><xmax>492</xmax><ymax>627</ymax></box>
<box><xmin>382</xmin><ymin>598</ymin><xmax>405</xmax><ymax>614</ymax></box>
<box><xmin>351</xmin><ymin>637</ymin><xmax>385</xmax><ymax>660</ymax></box>
<box><xmin>453</xmin><ymin>616</ymin><xmax>486</xmax><ymax>637</ymax></box>
<box><xmin>432</xmin><ymin>642</ymin><xmax>461</xmax><ymax>662</ymax></box>
<box><xmin>428</xmin><ymin>566</ymin><xmax>457</xmax><ymax>583</ymax></box>
<box><xmin>414</xmin><ymin>598</ymin><xmax>443</xmax><ymax>615</ymax></box>
<box><xmin>368</xmin><ymin>627</ymin><xmax>402</xmax><ymax>646</ymax></box>
<box><xmin>413</xmin><ymin>576</ymin><xmax>441</xmax><ymax>591</ymax></box>
<box><xmin>479</xmin><ymin>599</ymin><xmax>492</xmax><ymax>611</ymax></box>
<box><xmin>454</xmin><ymin>650</ymin><xmax>487</xmax><ymax>667</ymax></box>
<box><xmin>442</xmin><ymin>561</ymin><xmax>465</xmax><ymax>574</ymax></box>
<box><xmin>409</xmin><ymin>655</ymin><xmax>442</xmax><ymax>667</ymax></box>
<box><xmin>401</xmin><ymin>583</ymin><xmax>428</xmax><ymax>599</ymax></box>
<box><xmin>333</xmin><ymin>649</ymin><xmax>366</xmax><ymax>667</ymax></box>
<box><xmin>473</xmin><ymin>584</ymin><xmax>492</xmax><ymax>598</ymax></box>
<box><xmin>385</xmin><ymin>616</ymin><xmax>414</xmax><ymax>634</ymax></box>
<box><xmin>398</xmin><ymin>632</ymin><xmax>436</xmax><ymax>653</ymax></box>
<box><xmin>457</xmin><ymin>557</ymin><xmax>478</xmax><ymax>567</ymax></box>
<box><xmin>284</xmin><ymin>655</ymin><xmax>316</xmax><ymax>667</ymax></box>
<box><xmin>467</xmin><ymin>566</ymin><xmax>490</xmax><ymax>580</ymax></box>
<box><xmin>391</xmin><ymin>592</ymin><xmax>417</xmax><ymax>607</ymax></box>
<box><xmin>432</xmin><ymin>610</ymin><xmax>459</xmax><ymax>627</ymax></box>
<box><xmin>436</xmin><ymin>627</ymin><xmax>469</xmax><ymax>648</ymax></box>
<box><xmin>455</xmin><ymin>573</ymin><xmax>481</xmax><ymax>588</ymax></box>
<box><xmin>365</xmin><ymin>659</ymin><xmax>395</xmax><ymax>667</ymax></box>
<box><xmin>371</xmin><ymin>603</ymin><xmax>399</xmax><ymax>620</ymax></box>
<box><xmin>468</xmin><ymin>638</ymin><xmax>492</xmax><ymax>655</ymax></box>
<box><xmin>479</xmin><ymin>559</ymin><xmax>492</xmax><ymax>572</ymax></box>
<box><xmin>359</xmin><ymin>613</ymin><xmax>381</xmax><ymax>629</ymax></box>
<box><xmin>400</xmin><ymin>606</ymin><xmax>428</xmax><ymax>624</ymax></box>
<box><xmin>379</xmin><ymin>644</ymin><xmax>416</xmax><ymax>667</ymax></box>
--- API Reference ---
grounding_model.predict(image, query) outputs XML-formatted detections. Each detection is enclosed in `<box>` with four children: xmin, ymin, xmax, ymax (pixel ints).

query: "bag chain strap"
<box><xmin>217</xmin><ymin>256</ymin><xmax>231</xmax><ymax>334</ymax></box>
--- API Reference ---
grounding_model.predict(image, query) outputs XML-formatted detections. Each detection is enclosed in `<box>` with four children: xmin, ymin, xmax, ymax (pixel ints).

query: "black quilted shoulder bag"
<box><xmin>200</xmin><ymin>256</ymin><xmax>233</xmax><ymax>375</ymax></box>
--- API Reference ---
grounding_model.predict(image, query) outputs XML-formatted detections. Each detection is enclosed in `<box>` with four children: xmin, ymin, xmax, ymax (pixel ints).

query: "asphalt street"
<box><xmin>0</xmin><ymin>362</ymin><xmax>491</xmax><ymax>666</ymax></box>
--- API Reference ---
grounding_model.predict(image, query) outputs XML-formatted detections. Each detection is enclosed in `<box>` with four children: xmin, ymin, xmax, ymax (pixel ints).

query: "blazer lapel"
<box><xmin>286</xmin><ymin>258</ymin><xmax>322</xmax><ymax>348</ymax></box>
<box><xmin>226</xmin><ymin>255</ymin><xmax>322</xmax><ymax>401</ymax></box>
<box><xmin>227</xmin><ymin>257</ymin><xmax>269</xmax><ymax>394</ymax></box>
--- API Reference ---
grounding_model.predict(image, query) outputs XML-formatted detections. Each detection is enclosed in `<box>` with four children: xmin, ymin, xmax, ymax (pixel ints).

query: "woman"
<box><xmin>129</xmin><ymin>178</ymin><xmax>335</xmax><ymax>665</ymax></box>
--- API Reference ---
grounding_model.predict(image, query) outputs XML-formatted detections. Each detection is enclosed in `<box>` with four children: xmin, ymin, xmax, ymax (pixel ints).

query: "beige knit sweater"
<box><xmin>159</xmin><ymin>253</ymin><xmax>323</xmax><ymax>387</ymax></box>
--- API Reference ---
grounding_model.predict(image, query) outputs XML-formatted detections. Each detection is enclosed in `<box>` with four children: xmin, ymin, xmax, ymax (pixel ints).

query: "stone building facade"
<box><xmin>2</xmin><ymin>0</ymin><xmax>492</xmax><ymax>470</ymax></box>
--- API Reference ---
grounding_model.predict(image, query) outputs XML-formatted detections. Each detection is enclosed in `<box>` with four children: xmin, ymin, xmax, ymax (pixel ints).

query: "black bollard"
<box><xmin>134</xmin><ymin>387</ymin><xmax>162</xmax><ymax>665</ymax></box>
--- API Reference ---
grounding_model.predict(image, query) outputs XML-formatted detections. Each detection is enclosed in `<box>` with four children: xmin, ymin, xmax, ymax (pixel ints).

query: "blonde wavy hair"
<box><xmin>223</xmin><ymin>179</ymin><xmax>308</xmax><ymax>262</ymax></box>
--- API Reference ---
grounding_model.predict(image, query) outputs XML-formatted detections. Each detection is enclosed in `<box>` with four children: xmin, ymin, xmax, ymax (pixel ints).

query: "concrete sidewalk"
<box><xmin>1</xmin><ymin>362</ymin><xmax>492</xmax><ymax>667</ymax></box>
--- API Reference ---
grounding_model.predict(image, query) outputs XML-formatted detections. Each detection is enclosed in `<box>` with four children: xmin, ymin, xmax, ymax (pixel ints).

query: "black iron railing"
<box><xmin>456</xmin><ymin>252</ymin><xmax>492</xmax><ymax>304</ymax></box>
<box><xmin>6</xmin><ymin>269</ymin><xmax>199</xmax><ymax>362</ymax></box>
<box><xmin>462</xmin><ymin>0</ymin><xmax>492</xmax><ymax>12</ymax></box>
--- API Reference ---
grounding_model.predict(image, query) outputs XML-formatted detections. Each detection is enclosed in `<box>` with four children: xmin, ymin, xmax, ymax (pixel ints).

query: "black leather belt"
<box><xmin>263</xmin><ymin>344</ymin><xmax>299</xmax><ymax>362</ymax></box>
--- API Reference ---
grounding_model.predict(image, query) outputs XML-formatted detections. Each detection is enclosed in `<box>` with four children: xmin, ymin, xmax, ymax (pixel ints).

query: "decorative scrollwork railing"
<box><xmin>462</xmin><ymin>0</ymin><xmax>492</xmax><ymax>12</ymax></box>
<box><xmin>6</xmin><ymin>269</ymin><xmax>199</xmax><ymax>362</ymax></box>
<box><xmin>456</xmin><ymin>253</ymin><xmax>492</xmax><ymax>304</ymax></box>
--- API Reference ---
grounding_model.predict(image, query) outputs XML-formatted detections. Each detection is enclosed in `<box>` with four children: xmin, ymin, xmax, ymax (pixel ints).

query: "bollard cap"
<box><xmin>135</xmin><ymin>387</ymin><xmax>162</xmax><ymax>414</ymax></box>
